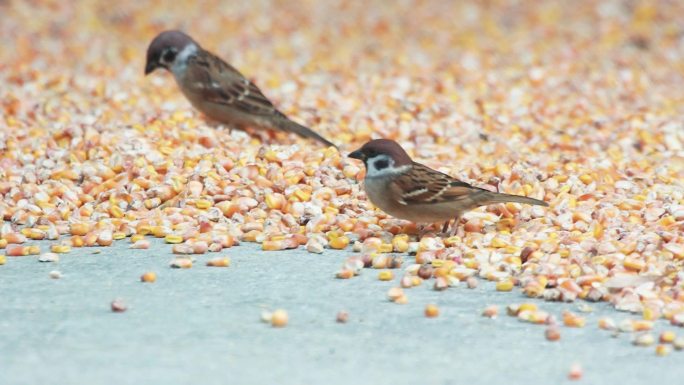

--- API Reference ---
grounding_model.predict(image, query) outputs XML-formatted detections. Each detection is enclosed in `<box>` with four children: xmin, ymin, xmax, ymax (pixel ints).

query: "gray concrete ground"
<box><xmin>1</xmin><ymin>238</ymin><xmax>682</xmax><ymax>385</ymax></box>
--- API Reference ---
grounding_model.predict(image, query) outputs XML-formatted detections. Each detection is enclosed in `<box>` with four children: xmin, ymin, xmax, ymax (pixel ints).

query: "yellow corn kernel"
<box><xmin>131</xmin><ymin>234</ymin><xmax>145</xmax><ymax>243</ymax></box>
<box><xmin>392</xmin><ymin>238</ymin><xmax>409</xmax><ymax>253</ymax></box>
<box><xmin>71</xmin><ymin>236</ymin><xmax>84</xmax><ymax>247</ymax></box>
<box><xmin>0</xmin><ymin>239</ymin><xmax>7</xmax><ymax>249</ymax></box>
<box><xmin>655</xmin><ymin>345</ymin><xmax>671</xmax><ymax>356</ymax></box>
<box><xmin>0</xmin><ymin>255</ymin><xmax>6</xmax><ymax>265</ymax></box>
<box><xmin>496</xmin><ymin>280</ymin><xmax>514</xmax><ymax>291</ymax></box>
<box><xmin>490</xmin><ymin>238</ymin><xmax>507</xmax><ymax>248</ymax></box>
<box><xmin>51</xmin><ymin>245</ymin><xmax>71</xmax><ymax>253</ymax></box>
<box><xmin>109</xmin><ymin>205</ymin><xmax>124</xmax><ymax>218</ymax></box>
<box><xmin>195</xmin><ymin>199</ymin><xmax>212</xmax><ymax>210</ymax></box>
<box><xmin>377</xmin><ymin>243</ymin><xmax>393</xmax><ymax>253</ymax></box>
<box><xmin>164</xmin><ymin>235</ymin><xmax>183</xmax><ymax>244</ymax></box>
<box><xmin>112</xmin><ymin>232</ymin><xmax>126</xmax><ymax>240</ymax></box>
<box><xmin>70</xmin><ymin>222</ymin><xmax>90</xmax><ymax>236</ymax></box>
<box><xmin>152</xmin><ymin>226</ymin><xmax>167</xmax><ymax>238</ymax></box>
<box><xmin>623</xmin><ymin>257</ymin><xmax>645</xmax><ymax>271</ymax></box>
<box><xmin>206</xmin><ymin>257</ymin><xmax>231</xmax><ymax>267</ymax></box>
<box><xmin>140</xmin><ymin>272</ymin><xmax>157</xmax><ymax>283</ymax></box>
<box><xmin>519</xmin><ymin>303</ymin><xmax>538</xmax><ymax>313</ymax></box>
<box><xmin>579</xmin><ymin>174</ymin><xmax>593</xmax><ymax>184</ymax></box>
<box><xmin>329</xmin><ymin>236</ymin><xmax>350</xmax><ymax>250</ymax></box>
<box><xmin>378</xmin><ymin>271</ymin><xmax>394</xmax><ymax>281</ymax></box>
<box><xmin>659</xmin><ymin>215</ymin><xmax>675</xmax><ymax>227</ymax></box>
<box><xmin>660</xmin><ymin>331</ymin><xmax>676</xmax><ymax>344</ymax></box>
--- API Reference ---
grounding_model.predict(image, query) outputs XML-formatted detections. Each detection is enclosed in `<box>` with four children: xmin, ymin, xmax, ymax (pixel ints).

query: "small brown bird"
<box><xmin>349</xmin><ymin>139</ymin><xmax>548</xmax><ymax>234</ymax></box>
<box><xmin>144</xmin><ymin>30</ymin><xmax>336</xmax><ymax>148</ymax></box>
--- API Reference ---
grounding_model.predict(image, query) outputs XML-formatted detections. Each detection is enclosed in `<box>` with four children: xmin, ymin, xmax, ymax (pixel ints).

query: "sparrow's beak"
<box><xmin>348</xmin><ymin>150</ymin><xmax>364</xmax><ymax>160</ymax></box>
<box><xmin>144</xmin><ymin>61</ymin><xmax>158</xmax><ymax>76</ymax></box>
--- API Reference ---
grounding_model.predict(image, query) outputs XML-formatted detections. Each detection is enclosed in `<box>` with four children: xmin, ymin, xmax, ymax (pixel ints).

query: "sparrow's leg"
<box><xmin>449</xmin><ymin>215</ymin><xmax>462</xmax><ymax>237</ymax></box>
<box><xmin>441</xmin><ymin>220</ymin><xmax>452</xmax><ymax>234</ymax></box>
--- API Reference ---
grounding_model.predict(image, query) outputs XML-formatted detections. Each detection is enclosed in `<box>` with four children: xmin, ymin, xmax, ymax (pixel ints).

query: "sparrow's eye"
<box><xmin>374</xmin><ymin>159</ymin><xmax>389</xmax><ymax>170</ymax></box>
<box><xmin>162</xmin><ymin>49</ymin><xmax>177</xmax><ymax>64</ymax></box>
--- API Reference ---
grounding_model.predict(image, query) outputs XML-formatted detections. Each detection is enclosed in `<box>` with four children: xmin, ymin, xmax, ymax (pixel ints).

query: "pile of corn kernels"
<box><xmin>1</xmin><ymin>0</ymin><xmax>684</xmax><ymax>337</ymax></box>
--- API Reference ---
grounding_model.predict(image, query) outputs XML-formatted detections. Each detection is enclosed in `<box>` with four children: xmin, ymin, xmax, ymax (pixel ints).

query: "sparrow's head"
<box><xmin>349</xmin><ymin>139</ymin><xmax>413</xmax><ymax>177</ymax></box>
<box><xmin>145</xmin><ymin>30</ymin><xmax>198</xmax><ymax>75</ymax></box>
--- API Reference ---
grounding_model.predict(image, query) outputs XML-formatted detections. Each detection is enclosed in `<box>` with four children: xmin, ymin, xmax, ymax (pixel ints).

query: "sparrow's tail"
<box><xmin>278</xmin><ymin>119</ymin><xmax>338</xmax><ymax>148</ymax></box>
<box><xmin>480</xmin><ymin>191</ymin><xmax>549</xmax><ymax>207</ymax></box>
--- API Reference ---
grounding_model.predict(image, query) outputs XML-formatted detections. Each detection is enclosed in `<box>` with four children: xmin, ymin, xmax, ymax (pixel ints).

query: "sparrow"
<box><xmin>348</xmin><ymin>139</ymin><xmax>549</xmax><ymax>234</ymax></box>
<box><xmin>144</xmin><ymin>30</ymin><xmax>336</xmax><ymax>148</ymax></box>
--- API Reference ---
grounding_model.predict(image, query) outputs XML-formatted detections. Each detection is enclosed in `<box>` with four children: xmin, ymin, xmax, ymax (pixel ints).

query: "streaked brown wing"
<box><xmin>393</xmin><ymin>163</ymin><xmax>481</xmax><ymax>204</ymax></box>
<box><xmin>185</xmin><ymin>51</ymin><xmax>285</xmax><ymax>118</ymax></box>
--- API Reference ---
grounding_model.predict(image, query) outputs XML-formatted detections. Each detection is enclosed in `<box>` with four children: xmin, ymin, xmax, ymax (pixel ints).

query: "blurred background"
<box><xmin>1</xmin><ymin>0</ymin><xmax>684</xmax><ymax>165</ymax></box>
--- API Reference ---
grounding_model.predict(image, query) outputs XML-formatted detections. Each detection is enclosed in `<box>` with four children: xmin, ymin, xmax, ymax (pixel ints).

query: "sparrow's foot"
<box><xmin>448</xmin><ymin>216</ymin><xmax>462</xmax><ymax>237</ymax></box>
<box><xmin>441</xmin><ymin>220</ymin><xmax>452</xmax><ymax>234</ymax></box>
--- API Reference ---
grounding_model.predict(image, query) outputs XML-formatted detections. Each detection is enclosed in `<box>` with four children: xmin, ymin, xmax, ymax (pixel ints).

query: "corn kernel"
<box><xmin>164</xmin><ymin>234</ymin><xmax>183</xmax><ymax>244</ymax></box>
<box><xmin>329</xmin><ymin>236</ymin><xmax>350</xmax><ymax>250</ymax></box>
<box><xmin>50</xmin><ymin>244</ymin><xmax>71</xmax><ymax>253</ymax></box>
<box><xmin>206</xmin><ymin>257</ymin><xmax>231</xmax><ymax>267</ymax></box>
<box><xmin>425</xmin><ymin>304</ymin><xmax>439</xmax><ymax>318</ymax></box>
<box><xmin>496</xmin><ymin>280</ymin><xmax>514</xmax><ymax>291</ymax></box>
<box><xmin>131</xmin><ymin>234</ymin><xmax>145</xmax><ymax>243</ymax></box>
<box><xmin>378</xmin><ymin>271</ymin><xmax>394</xmax><ymax>281</ymax></box>
<box><xmin>659</xmin><ymin>331</ymin><xmax>676</xmax><ymax>344</ymax></box>
<box><xmin>271</xmin><ymin>309</ymin><xmax>288</xmax><ymax>328</ymax></box>
<box><xmin>140</xmin><ymin>272</ymin><xmax>157</xmax><ymax>283</ymax></box>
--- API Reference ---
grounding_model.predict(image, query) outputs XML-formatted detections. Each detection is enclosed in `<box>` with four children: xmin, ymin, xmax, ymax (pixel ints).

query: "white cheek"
<box><xmin>171</xmin><ymin>44</ymin><xmax>199</xmax><ymax>76</ymax></box>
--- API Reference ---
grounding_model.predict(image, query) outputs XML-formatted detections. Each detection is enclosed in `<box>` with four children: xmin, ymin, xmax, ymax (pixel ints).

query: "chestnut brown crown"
<box><xmin>348</xmin><ymin>139</ymin><xmax>413</xmax><ymax>167</ymax></box>
<box><xmin>145</xmin><ymin>30</ymin><xmax>198</xmax><ymax>75</ymax></box>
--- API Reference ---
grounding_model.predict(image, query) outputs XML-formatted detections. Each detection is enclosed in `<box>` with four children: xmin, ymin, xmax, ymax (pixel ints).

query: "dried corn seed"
<box><xmin>271</xmin><ymin>309</ymin><xmax>288</xmax><ymax>327</ymax></box>
<box><xmin>329</xmin><ymin>236</ymin><xmax>350</xmax><ymax>250</ymax></box>
<box><xmin>466</xmin><ymin>277</ymin><xmax>478</xmax><ymax>289</ymax></box>
<box><xmin>49</xmin><ymin>270</ymin><xmax>62</xmax><ymax>279</ymax></box>
<box><xmin>165</xmin><ymin>235</ymin><xmax>183</xmax><ymax>244</ymax></box>
<box><xmin>50</xmin><ymin>245</ymin><xmax>71</xmax><ymax>253</ymax></box>
<box><xmin>207</xmin><ymin>257</ymin><xmax>230</xmax><ymax>267</ymax></box>
<box><xmin>568</xmin><ymin>364</ymin><xmax>582</xmax><ymax>381</ymax></box>
<box><xmin>563</xmin><ymin>311</ymin><xmax>586</xmax><ymax>328</ymax></box>
<box><xmin>659</xmin><ymin>331</ymin><xmax>676</xmax><ymax>344</ymax></box>
<box><xmin>545</xmin><ymin>327</ymin><xmax>561</xmax><ymax>342</ymax></box>
<box><xmin>394</xmin><ymin>295</ymin><xmax>409</xmax><ymax>304</ymax></box>
<box><xmin>130</xmin><ymin>234</ymin><xmax>145</xmax><ymax>243</ymax></box>
<box><xmin>433</xmin><ymin>277</ymin><xmax>449</xmax><ymax>291</ymax></box>
<box><xmin>111</xmin><ymin>299</ymin><xmax>127</xmax><ymax>313</ymax></box>
<box><xmin>336</xmin><ymin>269</ymin><xmax>354</xmax><ymax>279</ymax></box>
<box><xmin>130</xmin><ymin>240</ymin><xmax>150</xmax><ymax>249</ymax></box>
<box><xmin>38</xmin><ymin>253</ymin><xmax>59</xmax><ymax>263</ymax></box>
<box><xmin>673</xmin><ymin>338</ymin><xmax>684</xmax><ymax>350</ymax></box>
<box><xmin>336</xmin><ymin>311</ymin><xmax>349</xmax><ymax>323</ymax></box>
<box><xmin>655</xmin><ymin>344</ymin><xmax>671</xmax><ymax>357</ymax></box>
<box><xmin>425</xmin><ymin>304</ymin><xmax>439</xmax><ymax>318</ymax></box>
<box><xmin>387</xmin><ymin>287</ymin><xmax>404</xmax><ymax>301</ymax></box>
<box><xmin>598</xmin><ymin>318</ymin><xmax>616</xmax><ymax>331</ymax></box>
<box><xmin>378</xmin><ymin>271</ymin><xmax>394</xmax><ymax>281</ymax></box>
<box><xmin>170</xmin><ymin>258</ymin><xmax>192</xmax><ymax>269</ymax></box>
<box><xmin>0</xmin><ymin>255</ymin><xmax>5</xmax><ymax>265</ymax></box>
<box><xmin>634</xmin><ymin>333</ymin><xmax>655</xmax><ymax>347</ymax></box>
<box><xmin>482</xmin><ymin>305</ymin><xmax>498</xmax><ymax>318</ymax></box>
<box><xmin>6</xmin><ymin>245</ymin><xmax>28</xmax><ymax>257</ymax></box>
<box><xmin>138</xmin><ymin>272</ymin><xmax>155</xmax><ymax>282</ymax></box>
<box><xmin>496</xmin><ymin>280</ymin><xmax>514</xmax><ymax>292</ymax></box>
